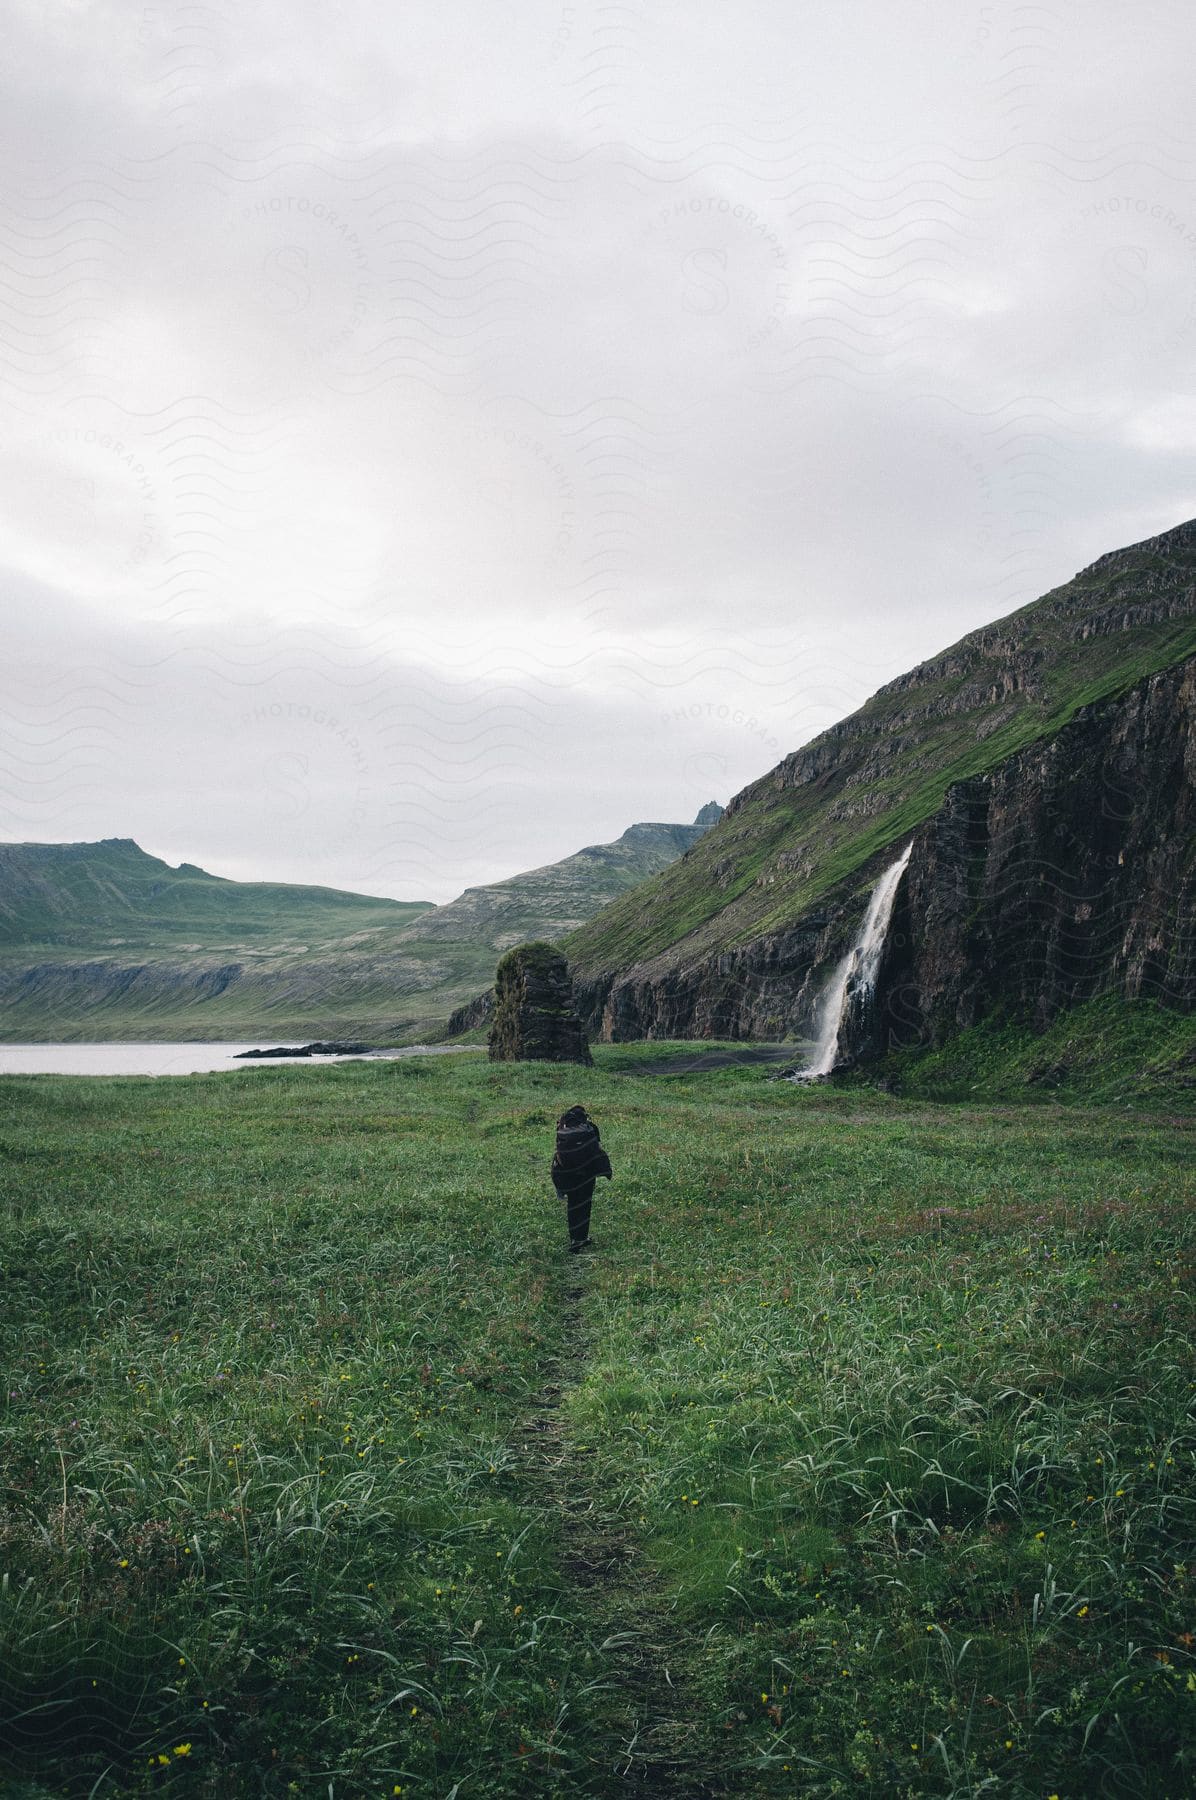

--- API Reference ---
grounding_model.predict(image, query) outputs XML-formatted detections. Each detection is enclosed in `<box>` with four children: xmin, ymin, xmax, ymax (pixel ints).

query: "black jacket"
<box><xmin>551</xmin><ymin>1118</ymin><xmax>612</xmax><ymax>1196</ymax></box>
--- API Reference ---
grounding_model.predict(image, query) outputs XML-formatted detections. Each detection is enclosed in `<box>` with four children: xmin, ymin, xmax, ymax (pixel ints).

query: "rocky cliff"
<box><xmin>875</xmin><ymin>654</ymin><xmax>1195</xmax><ymax>1054</ymax></box>
<box><xmin>567</xmin><ymin>520</ymin><xmax>1196</xmax><ymax>1053</ymax></box>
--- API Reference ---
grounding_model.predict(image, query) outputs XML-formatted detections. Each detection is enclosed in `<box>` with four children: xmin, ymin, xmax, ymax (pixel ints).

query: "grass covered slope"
<box><xmin>566</xmin><ymin>519</ymin><xmax>1196</xmax><ymax>981</ymax></box>
<box><xmin>0</xmin><ymin>838</ymin><xmax>431</xmax><ymax>952</ymax></box>
<box><xmin>404</xmin><ymin>806</ymin><xmax>721</xmax><ymax>953</ymax></box>
<box><xmin>0</xmin><ymin>811</ymin><xmax>718</xmax><ymax>1042</ymax></box>
<box><xmin>0</xmin><ymin>839</ymin><xmax>440</xmax><ymax>1044</ymax></box>
<box><xmin>1</xmin><ymin>1055</ymin><xmax>1193</xmax><ymax>1796</ymax></box>
<box><xmin>864</xmin><ymin>993</ymin><xmax>1196</xmax><ymax>1109</ymax></box>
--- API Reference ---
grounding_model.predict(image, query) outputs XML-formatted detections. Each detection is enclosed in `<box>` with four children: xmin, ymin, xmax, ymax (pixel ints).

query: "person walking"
<box><xmin>551</xmin><ymin>1104</ymin><xmax>612</xmax><ymax>1252</ymax></box>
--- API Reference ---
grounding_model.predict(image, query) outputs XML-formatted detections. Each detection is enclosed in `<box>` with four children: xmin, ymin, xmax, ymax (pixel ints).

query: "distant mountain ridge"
<box><xmin>0</xmin><ymin>805</ymin><xmax>720</xmax><ymax>1041</ymax></box>
<box><xmin>404</xmin><ymin>804</ymin><xmax>722</xmax><ymax>951</ymax></box>
<box><xmin>0</xmin><ymin>837</ymin><xmax>430</xmax><ymax>950</ymax></box>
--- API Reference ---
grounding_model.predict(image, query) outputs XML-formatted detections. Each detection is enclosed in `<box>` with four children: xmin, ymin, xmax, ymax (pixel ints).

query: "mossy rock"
<box><xmin>488</xmin><ymin>941</ymin><xmax>592</xmax><ymax>1065</ymax></box>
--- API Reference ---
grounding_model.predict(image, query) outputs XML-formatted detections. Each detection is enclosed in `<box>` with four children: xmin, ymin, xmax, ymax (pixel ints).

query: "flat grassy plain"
<box><xmin>0</xmin><ymin>1050</ymin><xmax>1193</xmax><ymax>1798</ymax></box>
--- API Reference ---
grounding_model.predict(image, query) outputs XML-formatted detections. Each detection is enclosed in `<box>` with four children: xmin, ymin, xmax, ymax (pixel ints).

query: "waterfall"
<box><xmin>797</xmin><ymin>842</ymin><xmax>913</xmax><ymax>1080</ymax></box>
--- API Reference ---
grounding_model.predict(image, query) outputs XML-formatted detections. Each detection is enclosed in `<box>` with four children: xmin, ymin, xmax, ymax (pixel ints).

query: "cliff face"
<box><xmin>573</xmin><ymin>918</ymin><xmax>826</xmax><ymax>1043</ymax></box>
<box><xmin>576</xmin><ymin>655</ymin><xmax>1196</xmax><ymax>1052</ymax></box>
<box><xmin>878</xmin><ymin>654</ymin><xmax>1196</xmax><ymax>1051</ymax></box>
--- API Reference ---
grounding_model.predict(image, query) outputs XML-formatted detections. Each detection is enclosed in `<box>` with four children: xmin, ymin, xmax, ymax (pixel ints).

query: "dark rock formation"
<box><xmin>877</xmin><ymin>655</ymin><xmax>1196</xmax><ymax>1048</ymax></box>
<box><xmin>575</xmin><ymin>655</ymin><xmax>1196</xmax><ymax>1055</ymax></box>
<box><xmin>572</xmin><ymin>916</ymin><xmax>829</xmax><ymax>1044</ymax></box>
<box><xmin>488</xmin><ymin>941</ymin><xmax>592</xmax><ymax>1064</ymax></box>
<box><xmin>448</xmin><ymin>990</ymin><xmax>494</xmax><ymax>1036</ymax></box>
<box><xmin>234</xmin><ymin>1041</ymin><xmax>375</xmax><ymax>1059</ymax></box>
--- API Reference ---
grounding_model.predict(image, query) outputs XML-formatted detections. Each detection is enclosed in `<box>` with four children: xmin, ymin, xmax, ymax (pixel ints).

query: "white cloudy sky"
<box><xmin>3</xmin><ymin>0</ymin><xmax>1195</xmax><ymax>901</ymax></box>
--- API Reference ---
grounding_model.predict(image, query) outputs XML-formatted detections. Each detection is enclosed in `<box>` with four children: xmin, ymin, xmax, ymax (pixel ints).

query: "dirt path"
<box><xmin>513</xmin><ymin>1262</ymin><xmax>724</xmax><ymax>1795</ymax></box>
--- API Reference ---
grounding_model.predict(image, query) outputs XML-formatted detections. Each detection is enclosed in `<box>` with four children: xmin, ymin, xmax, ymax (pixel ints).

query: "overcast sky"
<box><xmin>3</xmin><ymin>1</ymin><xmax>1195</xmax><ymax>902</ymax></box>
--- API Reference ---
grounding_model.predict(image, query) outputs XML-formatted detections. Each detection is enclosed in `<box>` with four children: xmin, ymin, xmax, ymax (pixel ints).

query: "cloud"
<box><xmin>3</xmin><ymin>0</ymin><xmax>1195</xmax><ymax>899</ymax></box>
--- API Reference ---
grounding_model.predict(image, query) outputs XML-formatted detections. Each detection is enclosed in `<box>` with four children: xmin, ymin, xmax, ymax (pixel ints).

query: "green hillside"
<box><xmin>566</xmin><ymin>520</ymin><xmax>1196</xmax><ymax>981</ymax></box>
<box><xmin>403</xmin><ymin>805</ymin><xmax>721</xmax><ymax>953</ymax></box>
<box><xmin>0</xmin><ymin>810</ymin><xmax>719</xmax><ymax>1041</ymax></box>
<box><xmin>0</xmin><ymin>838</ymin><xmax>432</xmax><ymax>952</ymax></box>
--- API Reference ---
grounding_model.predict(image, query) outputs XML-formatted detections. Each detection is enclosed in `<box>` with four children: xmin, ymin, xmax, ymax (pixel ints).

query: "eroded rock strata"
<box><xmin>883</xmin><ymin>654</ymin><xmax>1195</xmax><ymax>1049</ymax></box>
<box><xmin>488</xmin><ymin>941</ymin><xmax>592</xmax><ymax>1065</ymax></box>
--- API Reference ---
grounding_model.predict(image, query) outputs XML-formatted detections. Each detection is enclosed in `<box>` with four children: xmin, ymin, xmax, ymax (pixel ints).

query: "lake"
<box><xmin>0</xmin><ymin>1044</ymin><xmax>476</xmax><ymax>1077</ymax></box>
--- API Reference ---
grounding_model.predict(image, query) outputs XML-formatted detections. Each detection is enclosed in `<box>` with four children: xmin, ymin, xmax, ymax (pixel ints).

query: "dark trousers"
<box><xmin>565</xmin><ymin>1180</ymin><xmax>595</xmax><ymax>1245</ymax></box>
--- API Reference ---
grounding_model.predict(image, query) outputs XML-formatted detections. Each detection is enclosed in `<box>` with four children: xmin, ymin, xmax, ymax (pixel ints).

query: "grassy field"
<box><xmin>1</xmin><ymin>1050</ymin><xmax>1193</xmax><ymax>1797</ymax></box>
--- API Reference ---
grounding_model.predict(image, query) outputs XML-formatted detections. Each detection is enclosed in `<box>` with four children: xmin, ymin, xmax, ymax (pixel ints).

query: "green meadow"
<box><xmin>0</xmin><ymin>1050</ymin><xmax>1193</xmax><ymax>1797</ymax></box>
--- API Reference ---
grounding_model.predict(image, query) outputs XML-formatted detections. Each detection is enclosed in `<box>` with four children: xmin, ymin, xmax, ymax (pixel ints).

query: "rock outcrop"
<box><xmin>488</xmin><ymin>942</ymin><xmax>592</xmax><ymax>1065</ymax></box>
<box><xmin>447</xmin><ymin>990</ymin><xmax>494</xmax><ymax>1036</ymax></box>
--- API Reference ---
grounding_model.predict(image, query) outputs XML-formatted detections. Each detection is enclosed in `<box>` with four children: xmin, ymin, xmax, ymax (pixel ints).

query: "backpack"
<box><xmin>551</xmin><ymin>1110</ymin><xmax>612</xmax><ymax>1193</ymax></box>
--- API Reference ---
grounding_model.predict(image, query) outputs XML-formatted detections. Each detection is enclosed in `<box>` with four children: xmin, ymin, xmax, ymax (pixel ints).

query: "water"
<box><xmin>0</xmin><ymin>1043</ymin><xmax>476</xmax><ymax>1077</ymax></box>
<box><xmin>798</xmin><ymin>843</ymin><xmax>913</xmax><ymax>1079</ymax></box>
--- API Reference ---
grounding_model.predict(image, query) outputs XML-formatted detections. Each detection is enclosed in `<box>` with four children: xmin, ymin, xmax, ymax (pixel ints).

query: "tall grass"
<box><xmin>0</xmin><ymin>1054</ymin><xmax>1192</xmax><ymax>1795</ymax></box>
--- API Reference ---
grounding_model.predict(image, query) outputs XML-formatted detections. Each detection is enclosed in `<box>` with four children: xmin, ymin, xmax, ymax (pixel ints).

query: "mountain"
<box><xmin>0</xmin><ymin>807</ymin><xmax>720</xmax><ymax>1042</ymax></box>
<box><xmin>403</xmin><ymin>804</ymin><xmax>722</xmax><ymax>951</ymax></box>
<box><xmin>0</xmin><ymin>838</ymin><xmax>432</xmax><ymax>950</ymax></box>
<box><xmin>564</xmin><ymin>519</ymin><xmax>1196</xmax><ymax>1051</ymax></box>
